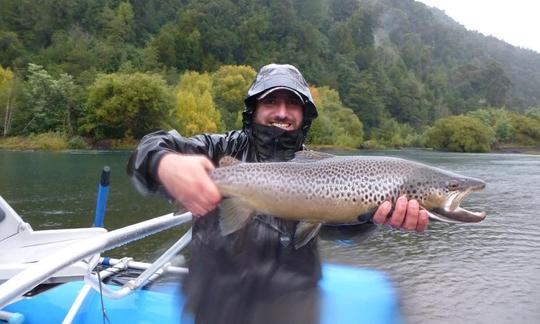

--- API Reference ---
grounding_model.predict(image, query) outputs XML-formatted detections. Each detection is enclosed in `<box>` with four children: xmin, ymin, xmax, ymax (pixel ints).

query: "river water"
<box><xmin>0</xmin><ymin>149</ymin><xmax>539</xmax><ymax>323</ymax></box>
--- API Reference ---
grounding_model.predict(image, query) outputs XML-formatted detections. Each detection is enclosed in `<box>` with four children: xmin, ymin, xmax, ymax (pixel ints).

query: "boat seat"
<box><xmin>0</xmin><ymin>196</ymin><xmax>106</xmax><ymax>284</ymax></box>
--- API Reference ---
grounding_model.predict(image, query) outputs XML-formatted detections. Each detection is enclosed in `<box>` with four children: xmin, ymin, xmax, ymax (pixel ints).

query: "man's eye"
<box><xmin>288</xmin><ymin>97</ymin><xmax>303</xmax><ymax>106</ymax></box>
<box><xmin>260</xmin><ymin>97</ymin><xmax>276</xmax><ymax>105</ymax></box>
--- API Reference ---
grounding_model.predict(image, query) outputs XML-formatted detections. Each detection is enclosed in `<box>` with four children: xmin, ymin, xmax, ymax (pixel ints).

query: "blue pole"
<box><xmin>93</xmin><ymin>166</ymin><xmax>110</xmax><ymax>228</ymax></box>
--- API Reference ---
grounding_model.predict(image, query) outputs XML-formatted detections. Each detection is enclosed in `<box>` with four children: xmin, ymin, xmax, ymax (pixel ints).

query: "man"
<box><xmin>127</xmin><ymin>63</ymin><xmax>428</xmax><ymax>323</ymax></box>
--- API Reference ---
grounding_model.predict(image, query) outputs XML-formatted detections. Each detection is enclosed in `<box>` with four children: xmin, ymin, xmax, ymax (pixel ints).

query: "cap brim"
<box><xmin>256</xmin><ymin>86</ymin><xmax>305</xmax><ymax>104</ymax></box>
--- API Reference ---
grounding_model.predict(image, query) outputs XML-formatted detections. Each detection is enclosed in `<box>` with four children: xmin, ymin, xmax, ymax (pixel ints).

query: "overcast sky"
<box><xmin>416</xmin><ymin>0</ymin><xmax>540</xmax><ymax>53</ymax></box>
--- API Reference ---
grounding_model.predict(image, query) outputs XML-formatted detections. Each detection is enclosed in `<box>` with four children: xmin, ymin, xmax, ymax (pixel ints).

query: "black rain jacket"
<box><xmin>127</xmin><ymin>64</ymin><xmax>322</xmax><ymax>323</ymax></box>
<box><xmin>127</xmin><ymin>129</ymin><xmax>321</xmax><ymax>323</ymax></box>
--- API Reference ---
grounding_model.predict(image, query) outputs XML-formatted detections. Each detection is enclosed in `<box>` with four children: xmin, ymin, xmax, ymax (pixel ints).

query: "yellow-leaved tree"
<box><xmin>211</xmin><ymin>65</ymin><xmax>256</xmax><ymax>130</ymax></box>
<box><xmin>0</xmin><ymin>65</ymin><xmax>15</xmax><ymax>136</ymax></box>
<box><xmin>172</xmin><ymin>71</ymin><xmax>222</xmax><ymax>136</ymax></box>
<box><xmin>308</xmin><ymin>86</ymin><xmax>363</xmax><ymax>148</ymax></box>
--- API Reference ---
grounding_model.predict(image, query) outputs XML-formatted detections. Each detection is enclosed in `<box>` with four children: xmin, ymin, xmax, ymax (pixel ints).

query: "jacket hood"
<box><xmin>242</xmin><ymin>64</ymin><xmax>318</xmax><ymax>137</ymax></box>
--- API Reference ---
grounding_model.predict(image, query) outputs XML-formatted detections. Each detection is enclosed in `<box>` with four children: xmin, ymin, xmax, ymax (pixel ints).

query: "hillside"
<box><xmin>0</xmin><ymin>0</ymin><xmax>539</xmax><ymax>151</ymax></box>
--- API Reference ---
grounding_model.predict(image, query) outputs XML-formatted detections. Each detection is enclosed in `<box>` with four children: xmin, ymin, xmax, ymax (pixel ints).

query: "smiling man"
<box><xmin>127</xmin><ymin>63</ymin><xmax>428</xmax><ymax>323</ymax></box>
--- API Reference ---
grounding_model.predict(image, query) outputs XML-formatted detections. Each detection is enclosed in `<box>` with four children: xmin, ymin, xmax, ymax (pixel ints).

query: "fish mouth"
<box><xmin>427</xmin><ymin>187</ymin><xmax>486</xmax><ymax>223</ymax></box>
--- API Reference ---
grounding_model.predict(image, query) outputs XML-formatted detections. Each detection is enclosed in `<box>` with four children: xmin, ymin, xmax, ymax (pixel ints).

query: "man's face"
<box><xmin>254</xmin><ymin>89</ymin><xmax>304</xmax><ymax>131</ymax></box>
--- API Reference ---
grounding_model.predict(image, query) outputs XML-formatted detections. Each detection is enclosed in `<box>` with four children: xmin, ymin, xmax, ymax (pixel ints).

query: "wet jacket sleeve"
<box><xmin>126</xmin><ymin>129</ymin><xmax>240</xmax><ymax>196</ymax></box>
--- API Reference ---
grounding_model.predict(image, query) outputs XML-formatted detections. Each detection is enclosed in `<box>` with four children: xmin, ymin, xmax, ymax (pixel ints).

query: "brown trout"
<box><xmin>211</xmin><ymin>151</ymin><xmax>486</xmax><ymax>247</ymax></box>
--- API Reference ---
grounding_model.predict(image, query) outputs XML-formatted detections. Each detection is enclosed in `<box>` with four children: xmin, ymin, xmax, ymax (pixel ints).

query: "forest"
<box><xmin>0</xmin><ymin>0</ymin><xmax>539</xmax><ymax>152</ymax></box>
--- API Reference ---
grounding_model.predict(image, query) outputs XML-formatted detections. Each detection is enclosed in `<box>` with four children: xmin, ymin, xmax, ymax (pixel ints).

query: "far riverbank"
<box><xmin>1</xmin><ymin>134</ymin><xmax>539</xmax><ymax>155</ymax></box>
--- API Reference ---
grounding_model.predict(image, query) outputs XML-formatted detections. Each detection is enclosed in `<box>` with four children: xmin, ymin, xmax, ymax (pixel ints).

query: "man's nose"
<box><xmin>275</xmin><ymin>101</ymin><xmax>288</xmax><ymax>117</ymax></box>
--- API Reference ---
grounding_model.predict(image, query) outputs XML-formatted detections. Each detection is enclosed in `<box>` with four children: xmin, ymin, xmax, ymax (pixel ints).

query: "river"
<box><xmin>0</xmin><ymin>149</ymin><xmax>539</xmax><ymax>324</ymax></box>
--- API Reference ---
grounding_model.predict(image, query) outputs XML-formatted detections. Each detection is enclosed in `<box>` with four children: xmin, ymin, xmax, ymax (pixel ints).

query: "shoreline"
<box><xmin>1</xmin><ymin>136</ymin><xmax>539</xmax><ymax>155</ymax></box>
<box><xmin>491</xmin><ymin>145</ymin><xmax>540</xmax><ymax>155</ymax></box>
<box><xmin>0</xmin><ymin>134</ymin><xmax>138</xmax><ymax>151</ymax></box>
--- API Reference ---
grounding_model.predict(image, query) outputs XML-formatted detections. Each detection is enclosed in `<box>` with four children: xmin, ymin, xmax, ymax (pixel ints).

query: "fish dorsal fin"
<box><xmin>294</xmin><ymin>222</ymin><xmax>322</xmax><ymax>249</ymax></box>
<box><xmin>219</xmin><ymin>197</ymin><xmax>256</xmax><ymax>235</ymax></box>
<box><xmin>219</xmin><ymin>156</ymin><xmax>242</xmax><ymax>168</ymax></box>
<box><xmin>291</xmin><ymin>150</ymin><xmax>335</xmax><ymax>163</ymax></box>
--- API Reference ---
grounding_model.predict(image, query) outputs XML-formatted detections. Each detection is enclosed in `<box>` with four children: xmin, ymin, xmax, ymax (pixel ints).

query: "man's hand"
<box><xmin>157</xmin><ymin>153</ymin><xmax>221</xmax><ymax>216</ymax></box>
<box><xmin>373</xmin><ymin>196</ymin><xmax>429</xmax><ymax>232</ymax></box>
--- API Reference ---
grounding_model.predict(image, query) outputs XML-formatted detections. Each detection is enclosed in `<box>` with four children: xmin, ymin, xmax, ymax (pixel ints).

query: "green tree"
<box><xmin>0</xmin><ymin>65</ymin><xmax>15</xmax><ymax>135</ymax></box>
<box><xmin>308</xmin><ymin>86</ymin><xmax>363</xmax><ymax>148</ymax></box>
<box><xmin>103</xmin><ymin>2</ymin><xmax>136</xmax><ymax>44</ymax></box>
<box><xmin>467</xmin><ymin>108</ymin><xmax>515</xmax><ymax>144</ymax></box>
<box><xmin>171</xmin><ymin>71</ymin><xmax>222</xmax><ymax>136</ymax></box>
<box><xmin>150</xmin><ymin>9</ymin><xmax>205</xmax><ymax>71</ymax></box>
<box><xmin>466</xmin><ymin>108</ymin><xmax>540</xmax><ymax>146</ymax></box>
<box><xmin>371</xmin><ymin>118</ymin><xmax>421</xmax><ymax>148</ymax></box>
<box><xmin>507</xmin><ymin>113</ymin><xmax>540</xmax><ymax>146</ymax></box>
<box><xmin>83</xmin><ymin>72</ymin><xmax>173</xmax><ymax>139</ymax></box>
<box><xmin>0</xmin><ymin>30</ymin><xmax>26</xmax><ymax>68</ymax></box>
<box><xmin>211</xmin><ymin>65</ymin><xmax>256</xmax><ymax>129</ymax></box>
<box><xmin>41</xmin><ymin>27</ymin><xmax>100</xmax><ymax>78</ymax></box>
<box><xmin>97</xmin><ymin>2</ymin><xmax>137</xmax><ymax>72</ymax></box>
<box><xmin>19</xmin><ymin>63</ymin><xmax>79</xmax><ymax>134</ymax></box>
<box><xmin>424</xmin><ymin>115</ymin><xmax>495</xmax><ymax>152</ymax></box>
<box><xmin>345</xmin><ymin>70</ymin><xmax>387</xmax><ymax>130</ymax></box>
<box><xmin>525</xmin><ymin>107</ymin><xmax>540</xmax><ymax>120</ymax></box>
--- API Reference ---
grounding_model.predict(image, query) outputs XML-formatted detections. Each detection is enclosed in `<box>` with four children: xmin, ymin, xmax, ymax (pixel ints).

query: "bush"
<box><xmin>508</xmin><ymin>113</ymin><xmax>540</xmax><ymax>145</ymax></box>
<box><xmin>360</xmin><ymin>139</ymin><xmax>383</xmax><ymax>150</ymax></box>
<box><xmin>424</xmin><ymin>115</ymin><xmax>495</xmax><ymax>152</ymax></box>
<box><xmin>370</xmin><ymin>118</ymin><xmax>422</xmax><ymax>148</ymax></box>
<box><xmin>307</xmin><ymin>86</ymin><xmax>363</xmax><ymax>148</ymax></box>
<box><xmin>83</xmin><ymin>72</ymin><xmax>174</xmax><ymax>139</ymax></box>
<box><xmin>0</xmin><ymin>132</ymin><xmax>68</xmax><ymax>150</ymax></box>
<box><xmin>68</xmin><ymin>136</ymin><xmax>89</xmax><ymax>149</ymax></box>
<box><xmin>467</xmin><ymin>108</ymin><xmax>540</xmax><ymax>146</ymax></box>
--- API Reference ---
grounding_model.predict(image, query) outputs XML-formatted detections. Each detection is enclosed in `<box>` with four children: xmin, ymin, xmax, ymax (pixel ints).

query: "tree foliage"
<box><xmin>424</xmin><ymin>115</ymin><xmax>495</xmax><ymax>152</ymax></box>
<box><xmin>171</xmin><ymin>71</ymin><xmax>222</xmax><ymax>136</ymax></box>
<box><xmin>308</xmin><ymin>86</ymin><xmax>363</xmax><ymax>148</ymax></box>
<box><xmin>0</xmin><ymin>0</ymin><xmax>538</xmax><ymax>150</ymax></box>
<box><xmin>83</xmin><ymin>72</ymin><xmax>173</xmax><ymax>139</ymax></box>
<box><xmin>467</xmin><ymin>108</ymin><xmax>540</xmax><ymax>146</ymax></box>
<box><xmin>370</xmin><ymin>118</ymin><xmax>421</xmax><ymax>148</ymax></box>
<box><xmin>211</xmin><ymin>65</ymin><xmax>256</xmax><ymax>130</ymax></box>
<box><xmin>16</xmin><ymin>64</ymin><xmax>79</xmax><ymax>135</ymax></box>
<box><xmin>0</xmin><ymin>65</ymin><xmax>15</xmax><ymax>135</ymax></box>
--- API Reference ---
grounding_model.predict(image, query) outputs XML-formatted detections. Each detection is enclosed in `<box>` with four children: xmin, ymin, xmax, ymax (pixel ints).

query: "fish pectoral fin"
<box><xmin>294</xmin><ymin>222</ymin><xmax>322</xmax><ymax>249</ymax></box>
<box><xmin>218</xmin><ymin>156</ymin><xmax>242</xmax><ymax>168</ymax></box>
<box><xmin>291</xmin><ymin>150</ymin><xmax>335</xmax><ymax>163</ymax></box>
<box><xmin>219</xmin><ymin>197</ymin><xmax>255</xmax><ymax>235</ymax></box>
<box><xmin>356</xmin><ymin>208</ymin><xmax>378</xmax><ymax>223</ymax></box>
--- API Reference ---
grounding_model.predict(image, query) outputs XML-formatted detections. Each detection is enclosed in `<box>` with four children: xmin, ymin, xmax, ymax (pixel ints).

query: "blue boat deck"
<box><xmin>3</xmin><ymin>264</ymin><xmax>401</xmax><ymax>324</ymax></box>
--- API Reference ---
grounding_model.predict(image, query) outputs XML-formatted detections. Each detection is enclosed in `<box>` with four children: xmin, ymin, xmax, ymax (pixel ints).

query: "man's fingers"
<box><xmin>188</xmin><ymin>202</ymin><xmax>209</xmax><ymax>218</ymax></box>
<box><xmin>416</xmin><ymin>209</ymin><xmax>429</xmax><ymax>232</ymax></box>
<box><xmin>198</xmin><ymin>156</ymin><xmax>216</xmax><ymax>173</ymax></box>
<box><xmin>182</xmin><ymin>180</ymin><xmax>220</xmax><ymax>214</ymax></box>
<box><xmin>194</xmin><ymin>156</ymin><xmax>221</xmax><ymax>208</ymax></box>
<box><xmin>402</xmin><ymin>199</ymin><xmax>420</xmax><ymax>231</ymax></box>
<box><xmin>373</xmin><ymin>201</ymin><xmax>392</xmax><ymax>224</ymax></box>
<box><xmin>158</xmin><ymin>154</ymin><xmax>222</xmax><ymax>216</ymax></box>
<box><xmin>387</xmin><ymin>196</ymin><xmax>407</xmax><ymax>227</ymax></box>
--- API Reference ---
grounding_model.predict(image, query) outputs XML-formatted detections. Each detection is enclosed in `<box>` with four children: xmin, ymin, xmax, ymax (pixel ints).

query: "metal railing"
<box><xmin>84</xmin><ymin>228</ymin><xmax>191</xmax><ymax>299</ymax></box>
<box><xmin>0</xmin><ymin>211</ymin><xmax>192</xmax><ymax>309</ymax></box>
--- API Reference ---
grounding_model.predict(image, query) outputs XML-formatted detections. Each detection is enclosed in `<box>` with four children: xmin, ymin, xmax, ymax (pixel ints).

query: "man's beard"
<box><xmin>250</xmin><ymin>123</ymin><xmax>304</xmax><ymax>162</ymax></box>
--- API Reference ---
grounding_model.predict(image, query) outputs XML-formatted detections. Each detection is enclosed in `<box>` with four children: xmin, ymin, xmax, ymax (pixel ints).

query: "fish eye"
<box><xmin>447</xmin><ymin>180</ymin><xmax>459</xmax><ymax>190</ymax></box>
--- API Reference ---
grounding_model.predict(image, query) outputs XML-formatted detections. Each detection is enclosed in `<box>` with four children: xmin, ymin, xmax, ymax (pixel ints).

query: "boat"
<box><xmin>0</xmin><ymin>169</ymin><xmax>402</xmax><ymax>324</ymax></box>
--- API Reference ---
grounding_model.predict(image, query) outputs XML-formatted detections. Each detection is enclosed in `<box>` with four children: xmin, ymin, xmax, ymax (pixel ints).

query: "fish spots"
<box><xmin>211</xmin><ymin>155</ymin><xmax>476</xmax><ymax>222</ymax></box>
